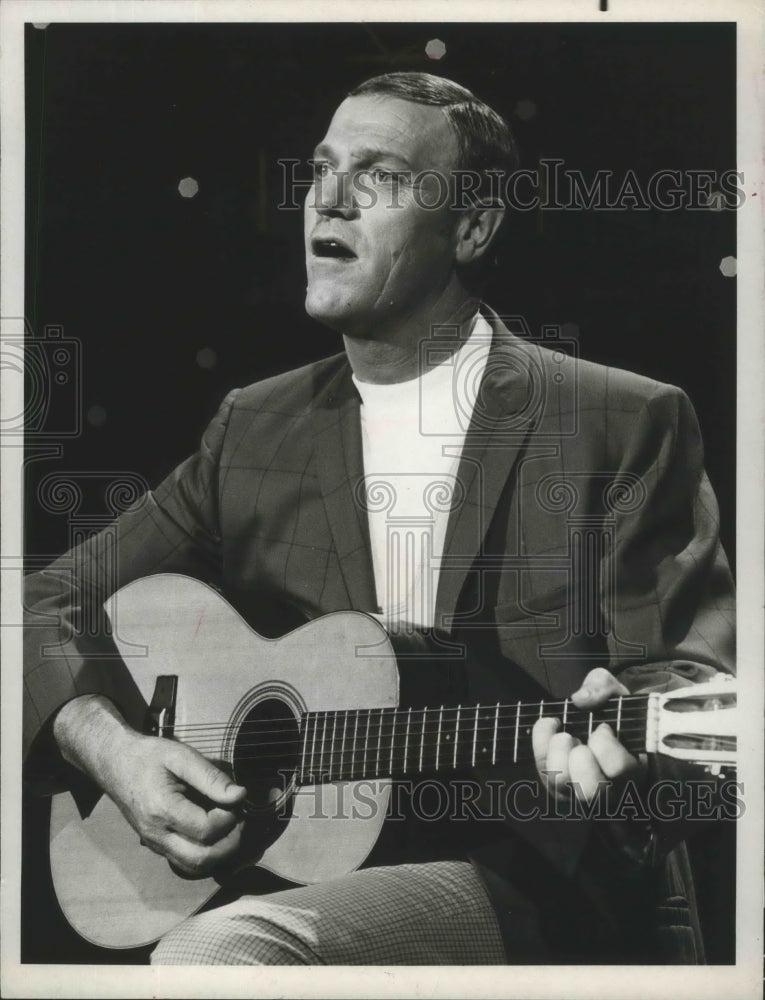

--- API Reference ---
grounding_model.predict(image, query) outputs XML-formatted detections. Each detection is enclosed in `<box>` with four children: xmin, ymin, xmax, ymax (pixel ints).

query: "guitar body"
<box><xmin>49</xmin><ymin>574</ymin><xmax>399</xmax><ymax>950</ymax></box>
<box><xmin>47</xmin><ymin>574</ymin><xmax>737</xmax><ymax>951</ymax></box>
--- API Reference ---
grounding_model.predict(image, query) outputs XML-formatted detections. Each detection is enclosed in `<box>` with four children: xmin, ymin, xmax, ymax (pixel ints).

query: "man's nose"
<box><xmin>314</xmin><ymin>168</ymin><xmax>358</xmax><ymax>219</ymax></box>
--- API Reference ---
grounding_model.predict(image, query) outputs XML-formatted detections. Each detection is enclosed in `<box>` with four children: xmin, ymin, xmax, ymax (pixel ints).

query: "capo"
<box><xmin>145</xmin><ymin>675</ymin><xmax>178</xmax><ymax>738</ymax></box>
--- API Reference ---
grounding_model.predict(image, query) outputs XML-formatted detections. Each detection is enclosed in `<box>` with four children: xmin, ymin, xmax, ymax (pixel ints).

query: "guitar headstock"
<box><xmin>649</xmin><ymin>675</ymin><xmax>737</xmax><ymax>778</ymax></box>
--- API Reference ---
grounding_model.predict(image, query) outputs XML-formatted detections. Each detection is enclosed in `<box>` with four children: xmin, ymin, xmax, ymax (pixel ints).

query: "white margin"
<box><xmin>1</xmin><ymin>2</ymin><xmax>763</xmax><ymax>999</ymax></box>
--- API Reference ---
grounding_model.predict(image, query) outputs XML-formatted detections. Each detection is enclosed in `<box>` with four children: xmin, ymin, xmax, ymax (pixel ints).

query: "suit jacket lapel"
<box><xmin>435</xmin><ymin>311</ymin><xmax>539</xmax><ymax>632</ymax></box>
<box><xmin>311</xmin><ymin>311</ymin><xmax>544</xmax><ymax>623</ymax></box>
<box><xmin>312</xmin><ymin>364</ymin><xmax>379</xmax><ymax>612</ymax></box>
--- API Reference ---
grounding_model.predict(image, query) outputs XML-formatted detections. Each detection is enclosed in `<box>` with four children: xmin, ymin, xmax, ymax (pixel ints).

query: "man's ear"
<box><xmin>454</xmin><ymin>204</ymin><xmax>506</xmax><ymax>266</ymax></box>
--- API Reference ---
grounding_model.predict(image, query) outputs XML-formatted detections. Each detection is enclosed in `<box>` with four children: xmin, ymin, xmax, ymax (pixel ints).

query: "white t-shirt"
<box><xmin>352</xmin><ymin>314</ymin><xmax>492</xmax><ymax>629</ymax></box>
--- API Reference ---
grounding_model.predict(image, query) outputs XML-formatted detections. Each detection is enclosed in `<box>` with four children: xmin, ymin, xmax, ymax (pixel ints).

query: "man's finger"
<box><xmin>165</xmin><ymin>793</ymin><xmax>241</xmax><ymax>845</ymax></box>
<box><xmin>162</xmin><ymin>821</ymin><xmax>245</xmax><ymax>877</ymax></box>
<box><xmin>167</xmin><ymin>744</ymin><xmax>247</xmax><ymax>807</ymax></box>
<box><xmin>532</xmin><ymin>716</ymin><xmax>560</xmax><ymax>777</ymax></box>
<box><xmin>545</xmin><ymin>731</ymin><xmax>581</xmax><ymax>797</ymax></box>
<box><xmin>571</xmin><ymin>667</ymin><xmax>629</xmax><ymax>709</ymax></box>
<box><xmin>587</xmin><ymin>723</ymin><xmax>642</xmax><ymax>782</ymax></box>
<box><xmin>568</xmin><ymin>743</ymin><xmax>605</xmax><ymax>803</ymax></box>
<box><xmin>196</xmin><ymin>806</ymin><xmax>243</xmax><ymax>845</ymax></box>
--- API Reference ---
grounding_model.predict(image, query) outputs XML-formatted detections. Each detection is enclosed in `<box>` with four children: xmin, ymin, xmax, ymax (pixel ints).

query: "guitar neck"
<box><xmin>296</xmin><ymin>695</ymin><xmax>649</xmax><ymax>785</ymax></box>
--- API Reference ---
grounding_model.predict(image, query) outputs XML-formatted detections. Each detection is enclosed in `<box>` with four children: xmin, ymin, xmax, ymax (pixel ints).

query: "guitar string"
<box><xmin>177</xmin><ymin>724</ymin><xmax>672</xmax><ymax>762</ymax></box>
<box><xmin>174</xmin><ymin>721</ymin><xmax>655</xmax><ymax>751</ymax></box>
<box><xmin>198</xmin><ymin>748</ymin><xmax>733</xmax><ymax>775</ymax></box>
<box><xmin>179</xmin><ymin>737</ymin><xmax>737</xmax><ymax>778</ymax></box>
<box><xmin>167</xmin><ymin>693</ymin><xmax>655</xmax><ymax>733</ymax></box>
<box><xmin>116</xmin><ymin>669</ymin><xmax>732</xmax><ymax>764</ymax></box>
<box><xmin>176</xmin><ymin>714</ymin><xmax>654</xmax><ymax>746</ymax></box>
<box><xmin>156</xmin><ymin>702</ymin><xmax>734</xmax><ymax>763</ymax></box>
<box><xmin>168</xmin><ymin>702</ymin><xmax>655</xmax><ymax>739</ymax></box>
<box><xmin>170</xmin><ymin>702</ymin><xmax>727</xmax><ymax>739</ymax></box>
<box><xmin>167</xmin><ymin>715</ymin><xmax>656</xmax><ymax>749</ymax></box>
<box><xmin>179</xmin><ymin>718</ymin><xmax>728</xmax><ymax>754</ymax></box>
<box><xmin>167</xmin><ymin>721</ymin><xmax>655</xmax><ymax>751</ymax></box>
<box><xmin>175</xmin><ymin>724</ymin><xmax>734</xmax><ymax>769</ymax></box>
<box><xmin>177</xmin><ymin>734</ymin><xmax>736</xmax><ymax>771</ymax></box>
<box><xmin>170</xmin><ymin>713</ymin><xmax>654</xmax><ymax>748</ymax></box>
<box><xmin>181</xmin><ymin>730</ymin><xmax>656</xmax><ymax>759</ymax></box>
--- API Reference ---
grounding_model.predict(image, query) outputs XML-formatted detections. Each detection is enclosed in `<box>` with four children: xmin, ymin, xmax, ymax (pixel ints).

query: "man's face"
<box><xmin>304</xmin><ymin>94</ymin><xmax>462</xmax><ymax>336</ymax></box>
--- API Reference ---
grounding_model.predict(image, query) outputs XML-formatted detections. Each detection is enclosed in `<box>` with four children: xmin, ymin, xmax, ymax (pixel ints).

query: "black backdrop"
<box><xmin>24</xmin><ymin>21</ymin><xmax>736</xmax><ymax>563</ymax></box>
<box><xmin>22</xmin><ymin>21</ymin><xmax>737</xmax><ymax>965</ymax></box>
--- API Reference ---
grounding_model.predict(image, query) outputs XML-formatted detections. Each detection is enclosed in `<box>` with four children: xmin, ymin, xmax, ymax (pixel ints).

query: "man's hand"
<box><xmin>531</xmin><ymin>667</ymin><xmax>644</xmax><ymax>806</ymax></box>
<box><xmin>53</xmin><ymin>695</ymin><xmax>247</xmax><ymax>877</ymax></box>
<box><xmin>104</xmin><ymin>734</ymin><xmax>247</xmax><ymax>877</ymax></box>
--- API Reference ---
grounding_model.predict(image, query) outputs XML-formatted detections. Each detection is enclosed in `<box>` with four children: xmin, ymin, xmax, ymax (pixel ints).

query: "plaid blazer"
<box><xmin>23</xmin><ymin>308</ymin><xmax>735</xmax><ymax>961</ymax></box>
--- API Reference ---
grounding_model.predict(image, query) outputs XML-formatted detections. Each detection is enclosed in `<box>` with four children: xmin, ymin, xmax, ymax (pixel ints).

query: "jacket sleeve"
<box><xmin>606</xmin><ymin>382</ymin><xmax>735</xmax><ymax>693</ymax></box>
<box><xmin>23</xmin><ymin>389</ymin><xmax>240</xmax><ymax>785</ymax></box>
<box><xmin>596</xmin><ymin>382</ymin><xmax>735</xmax><ymax>865</ymax></box>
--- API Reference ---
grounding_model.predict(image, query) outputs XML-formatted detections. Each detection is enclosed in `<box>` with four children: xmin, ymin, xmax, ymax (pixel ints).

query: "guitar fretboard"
<box><xmin>296</xmin><ymin>696</ymin><xmax>650</xmax><ymax>785</ymax></box>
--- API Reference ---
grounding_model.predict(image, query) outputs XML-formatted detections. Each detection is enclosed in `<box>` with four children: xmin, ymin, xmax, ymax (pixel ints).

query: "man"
<box><xmin>23</xmin><ymin>73</ymin><xmax>735</xmax><ymax>965</ymax></box>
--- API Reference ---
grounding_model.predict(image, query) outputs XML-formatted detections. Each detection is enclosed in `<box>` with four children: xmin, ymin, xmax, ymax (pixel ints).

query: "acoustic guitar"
<box><xmin>47</xmin><ymin>574</ymin><xmax>737</xmax><ymax>949</ymax></box>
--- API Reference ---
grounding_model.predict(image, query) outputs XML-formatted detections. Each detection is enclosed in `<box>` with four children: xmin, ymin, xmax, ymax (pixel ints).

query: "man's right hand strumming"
<box><xmin>52</xmin><ymin>694</ymin><xmax>247</xmax><ymax>877</ymax></box>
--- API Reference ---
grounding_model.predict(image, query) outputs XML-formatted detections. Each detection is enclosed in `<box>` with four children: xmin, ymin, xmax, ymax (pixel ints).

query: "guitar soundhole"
<box><xmin>232</xmin><ymin>698</ymin><xmax>300</xmax><ymax>816</ymax></box>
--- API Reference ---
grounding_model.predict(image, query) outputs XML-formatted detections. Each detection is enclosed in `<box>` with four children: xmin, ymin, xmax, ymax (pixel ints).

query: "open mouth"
<box><xmin>311</xmin><ymin>237</ymin><xmax>357</xmax><ymax>260</ymax></box>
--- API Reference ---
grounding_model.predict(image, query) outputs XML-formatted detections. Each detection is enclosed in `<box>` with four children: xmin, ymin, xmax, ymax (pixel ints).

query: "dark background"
<box><xmin>24</xmin><ymin>21</ymin><xmax>736</xmax><ymax>561</ymax></box>
<box><xmin>22</xmin><ymin>21</ymin><xmax>736</xmax><ymax>964</ymax></box>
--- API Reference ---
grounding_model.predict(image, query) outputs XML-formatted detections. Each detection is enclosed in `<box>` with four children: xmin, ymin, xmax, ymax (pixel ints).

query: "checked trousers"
<box><xmin>150</xmin><ymin>860</ymin><xmax>512</xmax><ymax>965</ymax></box>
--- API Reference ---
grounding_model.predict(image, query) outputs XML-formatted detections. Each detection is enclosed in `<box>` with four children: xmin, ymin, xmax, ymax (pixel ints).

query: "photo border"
<box><xmin>2</xmin><ymin>2</ymin><xmax>762</xmax><ymax>998</ymax></box>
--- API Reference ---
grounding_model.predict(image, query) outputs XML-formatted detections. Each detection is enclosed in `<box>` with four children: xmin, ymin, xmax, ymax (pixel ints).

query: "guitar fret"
<box><xmin>330</xmin><ymin>712</ymin><xmax>338</xmax><ymax>781</ymax></box>
<box><xmin>471</xmin><ymin>704</ymin><xmax>480</xmax><ymax>767</ymax></box>
<box><xmin>341</xmin><ymin>710</ymin><xmax>348</xmax><ymax>781</ymax></box>
<box><xmin>389</xmin><ymin>710</ymin><xmax>396</xmax><ymax>776</ymax></box>
<box><xmin>351</xmin><ymin>710</ymin><xmax>359</xmax><ymax>780</ymax></box>
<box><xmin>320</xmin><ymin>714</ymin><xmax>328</xmax><ymax>781</ymax></box>
<box><xmin>453</xmin><ymin>705</ymin><xmax>461</xmax><ymax>768</ymax></box>
<box><xmin>492</xmin><ymin>702</ymin><xmax>499</xmax><ymax>766</ymax></box>
<box><xmin>310</xmin><ymin>711</ymin><xmax>318</xmax><ymax>782</ymax></box>
<box><xmin>562</xmin><ymin>698</ymin><xmax>569</xmax><ymax>731</ymax></box>
<box><xmin>616</xmin><ymin>696</ymin><xmax>623</xmax><ymax>738</ymax></box>
<box><xmin>436</xmin><ymin>706</ymin><xmax>443</xmax><ymax>771</ymax></box>
<box><xmin>419</xmin><ymin>708</ymin><xmax>427</xmax><ymax>772</ymax></box>
<box><xmin>588</xmin><ymin>712</ymin><xmax>593</xmax><ymax>739</ymax></box>
<box><xmin>404</xmin><ymin>707</ymin><xmax>412</xmax><ymax>774</ymax></box>
<box><xmin>300</xmin><ymin>713</ymin><xmax>310</xmax><ymax>783</ymax></box>
<box><xmin>513</xmin><ymin>701</ymin><xmax>520</xmax><ymax>763</ymax></box>
<box><xmin>376</xmin><ymin>708</ymin><xmax>384</xmax><ymax>777</ymax></box>
<box><xmin>364</xmin><ymin>709</ymin><xmax>372</xmax><ymax>779</ymax></box>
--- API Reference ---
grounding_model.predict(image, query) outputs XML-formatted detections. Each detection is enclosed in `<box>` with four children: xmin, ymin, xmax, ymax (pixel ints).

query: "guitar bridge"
<box><xmin>145</xmin><ymin>675</ymin><xmax>178</xmax><ymax>738</ymax></box>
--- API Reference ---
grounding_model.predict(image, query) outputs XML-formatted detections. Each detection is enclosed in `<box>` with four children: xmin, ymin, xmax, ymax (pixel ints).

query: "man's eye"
<box><xmin>312</xmin><ymin>161</ymin><xmax>331</xmax><ymax>179</ymax></box>
<box><xmin>370</xmin><ymin>168</ymin><xmax>403</xmax><ymax>185</ymax></box>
